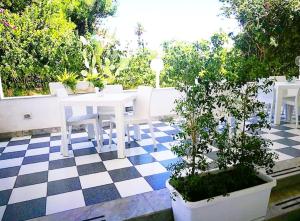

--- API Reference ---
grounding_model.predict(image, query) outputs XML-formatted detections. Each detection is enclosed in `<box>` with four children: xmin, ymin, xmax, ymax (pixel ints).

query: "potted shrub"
<box><xmin>166</xmin><ymin>70</ymin><xmax>277</xmax><ymax>221</ymax></box>
<box><xmin>57</xmin><ymin>70</ymin><xmax>78</xmax><ymax>94</ymax></box>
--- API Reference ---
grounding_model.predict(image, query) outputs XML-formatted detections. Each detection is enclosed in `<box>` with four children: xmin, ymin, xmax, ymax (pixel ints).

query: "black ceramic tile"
<box><xmin>47</xmin><ymin>177</ymin><xmax>81</xmax><ymax>196</ymax></box>
<box><xmin>77</xmin><ymin>162</ymin><xmax>106</xmax><ymax>176</ymax></box>
<box><xmin>2</xmin><ymin>198</ymin><xmax>46</xmax><ymax>221</ymax></box>
<box><xmin>49</xmin><ymin>158</ymin><xmax>76</xmax><ymax>170</ymax></box>
<box><xmin>14</xmin><ymin>171</ymin><xmax>48</xmax><ymax>188</ymax></box>
<box><xmin>83</xmin><ymin>184</ymin><xmax>121</xmax><ymax>206</ymax></box>
<box><xmin>145</xmin><ymin>172</ymin><xmax>171</xmax><ymax>190</ymax></box>
<box><xmin>128</xmin><ymin>154</ymin><xmax>156</xmax><ymax>165</ymax></box>
<box><xmin>22</xmin><ymin>154</ymin><xmax>49</xmax><ymax>165</ymax></box>
<box><xmin>108</xmin><ymin>167</ymin><xmax>141</xmax><ymax>182</ymax></box>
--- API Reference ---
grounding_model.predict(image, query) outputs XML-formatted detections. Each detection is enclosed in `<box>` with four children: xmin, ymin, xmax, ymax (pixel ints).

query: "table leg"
<box><xmin>133</xmin><ymin>125</ymin><xmax>141</xmax><ymax>140</ymax></box>
<box><xmin>60</xmin><ymin>104</ymin><xmax>69</xmax><ymax>156</ymax></box>
<box><xmin>274</xmin><ymin>88</ymin><xmax>283</xmax><ymax>125</ymax></box>
<box><xmin>86</xmin><ymin>106</ymin><xmax>95</xmax><ymax>139</ymax></box>
<box><xmin>115</xmin><ymin>104</ymin><xmax>125</xmax><ymax>158</ymax></box>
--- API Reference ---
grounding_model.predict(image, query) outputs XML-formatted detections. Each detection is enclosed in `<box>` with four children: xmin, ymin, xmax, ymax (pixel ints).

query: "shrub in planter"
<box><xmin>57</xmin><ymin>70</ymin><xmax>78</xmax><ymax>93</ymax></box>
<box><xmin>167</xmin><ymin>69</ymin><xmax>277</xmax><ymax>221</ymax></box>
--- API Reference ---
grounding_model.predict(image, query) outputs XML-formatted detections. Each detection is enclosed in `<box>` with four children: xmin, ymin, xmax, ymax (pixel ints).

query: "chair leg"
<box><xmin>126</xmin><ymin>124</ymin><xmax>130</xmax><ymax>144</ymax></box>
<box><xmin>149</xmin><ymin>121</ymin><xmax>157</xmax><ymax>150</ymax></box>
<box><xmin>68</xmin><ymin>125</ymin><xmax>72</xmax><ymax>144</ymax></box>
<box><xmin>93</xmin><ymin>121</ymin><xmax>101</xmax><ymax>153</ymax></box>
<box><xmin>109</xmin><ymin>122</ymin><xmax>113</xmax><ymax>148</ymax></box>
<box><xmin>98</xmin><ymin>117</ymin><xmax>103</xmax><ymax>148</ymax></box>
<box><xmin>296</xmin><ymin>106</ymin><xmax>299</xmax><ymax>128</ymax></box>
<box><xmin>285</xmin><ymin>105</ymin><xmax>293</xmax><ymax>121</ymax></box>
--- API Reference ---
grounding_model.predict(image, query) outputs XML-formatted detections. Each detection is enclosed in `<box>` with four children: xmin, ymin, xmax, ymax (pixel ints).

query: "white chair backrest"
<box><xmin>134</xmin><ymin>86</ymin><xmax>153</xmax><ymax>119</ymax></box>
<box><xmin>103</xmin><ymin>85</ymin><xmax>123</xmax><ymax>94</ymax></box>
<box><xmin>56</xmin><ymin>88</ymin><xmax>73</xmax><ymax>119</ymax></box>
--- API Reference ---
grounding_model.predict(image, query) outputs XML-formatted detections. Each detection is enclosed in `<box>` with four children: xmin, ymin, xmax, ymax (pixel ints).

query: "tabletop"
<box><xmin>60</xmin><ymin>93</ymin><xmax>137</xmax><ymax>106</ymax></box>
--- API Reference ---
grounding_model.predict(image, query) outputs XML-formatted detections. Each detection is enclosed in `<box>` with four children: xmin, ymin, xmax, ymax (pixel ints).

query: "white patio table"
<box><xmin>273</xmin><ymin>81</ymin><xmax>300</xmax><ymax>125</ymax></box>
<box><xmin>59</xmin><ymin>93</ymin><xmax>136</xmax><ymax>158</ymax></box>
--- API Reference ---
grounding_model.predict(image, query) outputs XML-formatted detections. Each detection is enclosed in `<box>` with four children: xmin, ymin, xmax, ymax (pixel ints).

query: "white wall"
<box><xmin>0</xmin><ymin>88</ymin><xmax>181</xmax><ymax>133</ymax></box>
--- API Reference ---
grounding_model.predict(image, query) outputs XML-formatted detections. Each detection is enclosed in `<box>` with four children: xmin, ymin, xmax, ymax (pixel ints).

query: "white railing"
<box><xmin>0</xmin><ymin>87</ymin><xmax>181</xmax><ymax>133</ymax></box>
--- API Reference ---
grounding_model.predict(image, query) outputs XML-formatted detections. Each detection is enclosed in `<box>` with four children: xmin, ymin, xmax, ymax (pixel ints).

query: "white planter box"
<box><xmin>49</xmin><ymin>81</ymin><xmax>94</xmax><ymax>95</ymax></box>
<box><xmin>166</xmin><ymin>171</ymin><xmax>276</xmax><ymax>221</ymax></box>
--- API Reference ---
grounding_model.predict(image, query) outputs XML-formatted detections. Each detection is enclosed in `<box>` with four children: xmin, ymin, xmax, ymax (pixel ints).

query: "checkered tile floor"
<box><xmin>0</xmin><ymin>121</ymin><xmax>300</xmax><ymax>221</ymax></box>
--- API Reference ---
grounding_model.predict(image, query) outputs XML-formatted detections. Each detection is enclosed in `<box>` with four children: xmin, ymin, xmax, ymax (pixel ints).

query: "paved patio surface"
<box><xmin>0</xmin><ymin>121</ymin><xmax>300</xmax><ymax>220</ymax></box>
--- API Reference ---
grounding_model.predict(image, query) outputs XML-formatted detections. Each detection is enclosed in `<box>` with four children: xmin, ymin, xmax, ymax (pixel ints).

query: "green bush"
<box><xmin>114</xmin><ymin>49</ymin><xmax>155</xmax><ymax>89</ymax></box>
<box><xmin>57</xmin><ymin>70</ymin><xmax>78</xmax><ymax>92</ymax></box>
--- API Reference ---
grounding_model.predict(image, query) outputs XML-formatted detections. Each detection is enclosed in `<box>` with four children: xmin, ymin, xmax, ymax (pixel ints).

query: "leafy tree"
<box><xmin>0</xmin><ymin>0</ymin><xmax>32</xmax><ymax>12</ymax></box>
<box><xmin>114</xmin><ymin>49</ymin><xmax>155</xmax><ymax>89</ymax></box>
<box><xmin>220</xmin><ymin>0</ymin><xmax>300</xmax><ymax>78</ymax></box>
<box><xmin>0</xmin><ymin>1</ymin><xmax>83</xmax><ymax>96</ymax></box>
<box><xmin>161</xmin><ymin>33</ymin><xmax>229</xmax><ymax>87</ymax></box>
<box><xmin>168</xmin><ymin>34</ymin><xmax>277</xmax><ymax>202</ymax></box>
<box><xmin>54</xmin><ymin>0</ymin><xmax>117</xmax><ymax>35</ymax></box>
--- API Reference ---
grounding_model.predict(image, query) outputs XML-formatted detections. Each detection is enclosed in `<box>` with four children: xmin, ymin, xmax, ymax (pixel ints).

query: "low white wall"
<box><xmin>0</xmin><ymin>88</ymin><xmax>181</xmax><ymax>133</ymax></box>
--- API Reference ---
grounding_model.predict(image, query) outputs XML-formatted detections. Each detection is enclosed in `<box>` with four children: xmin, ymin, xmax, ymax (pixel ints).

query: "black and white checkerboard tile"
<box><xmin>0</xmin><ymin>121</ymin><xmax>300</xmax><ymax>221</ymax></box>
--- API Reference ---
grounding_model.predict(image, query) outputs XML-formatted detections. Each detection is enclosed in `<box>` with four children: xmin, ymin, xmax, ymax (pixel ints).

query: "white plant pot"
<box><xmin>166</xmin><ymin>171</ymin><xmax>276</xmax><ymax>221</ymax></box>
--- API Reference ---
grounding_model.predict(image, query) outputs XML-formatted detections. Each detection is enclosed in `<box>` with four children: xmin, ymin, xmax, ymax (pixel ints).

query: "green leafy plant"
<box><xmin>57</xmin><ymin>70</ymin><xmax>78</xmax><ymax>92</ymax></box>
<box><xmin>85</xmin><ymin>73</ymin><xmax>104</xmax><ymax>90</ymax></box>
<box><xmin>168</xmin><ymin>34</ymin><xmax>277</xmax><ymax>202</ymax></box>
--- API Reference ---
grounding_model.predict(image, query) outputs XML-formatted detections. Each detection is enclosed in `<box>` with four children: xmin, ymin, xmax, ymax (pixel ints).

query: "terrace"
<box><xmin>1</xmin><ymin>1</ymin><xmax>300</xmax><ymax>221</ymax></box>
<box><xmin>1</xmin><ymin>84</ymin><xmax>300</xmax><ymax>221</ymax></box>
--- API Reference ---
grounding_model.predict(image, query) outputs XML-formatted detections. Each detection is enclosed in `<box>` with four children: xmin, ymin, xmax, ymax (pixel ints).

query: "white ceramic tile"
<box><xmin>135</xmin><ymin>162</ymin><xmax>167</xmax><ymax>176</ymax></box>
<box><xmin>0</xmin><ymin>176</ymin><xmax>17</xmax><ymax>191</ymax></box>
<box><xmin>270</xmin><ymin>142</ymin><xmax>288</xmax><ymax>150</ymax></box>
<box><xmin>49</xmin><ymin>151</ymin><xmax>74</xmax><ymax>161</ymax></box>
<box><xmin>50</xmin><ymin>140</ymin><xmax>61</xmax><ymax>147</ymax></box>
<box><xmin>2</xmin><ymin>144</ymin><xmax>28</xmax><ymax>153</ymax></box>
<box><xmin>154</xmin><ymin>131</ymin><xmax>169</xmax><ymax>137</ymax></box>
<box><xmin>262</xmin><ymin>128</ymin><xmax>279</xmax><ymax>133</ymax></box>
<box><xmin>71</xmin><ymin>132</ymin><xmax>88</xmax><ymax>139</ymax></box>
<box><xmin>157</xmin><ymin>126</ymin><xmax>176</xmax><ymax>131</ymax></box>
<box><xmin>261</xmin><ymin>133</ymin><xmax>282</xmax><ymax>141</ymax></box>
<box><xmin>30</xmin><ymin>137</ymin><xmax>50</xmax><ymax>144</ymax></box>
<box><xmin>103</xmin><ymin>158</ymin><xmax>132</xmax><ymax>171</ymax></box>
<box><xmin>46</xmin><ymin>190</ymin><xmax>85</xmax><ymax>215</ymax></box>
<box><xmin>19</xmin><ymin>161</ymin><xmax>49</xmax><ymax>175</ymax></box>
<box><xmin>162</xmin><ymin>141</ymin><xmax>179</xmax><ymax>150</ymax></box>
<box><xmin>139</xmin><ymin>124</ymin><xmax>149</xmax><ymax>130</ymax></box>
<box><xmin>150</xmin><ymin>150</ymin><xmax>177</xmax><ymax>161</ymax></box>
<box><xmin>79</xmin><ymin>172</ymin><xmax>113</xmax><ymax>189</ymax></box>
<box><xmin>289</xmin><ymin>136</ymin><xmax>300</xmax><ymax>142</ymax></box>
<box><xmin>286</xmin><ymin>129</ymin><xmax>300</xmax><ymax>135</ymax></box>
<box><xmin>270</xmin><ymin>150</ymin><xmax>294</xmax><ymax>162</ymax></box>
<box><xmin>0</xmin><ymin>157</ymin><xmax>23</xmax><ymax>169</ymax></box>
<box><xmin>0</xmin><ymin>206</ymin><xmax>5</xmax><ymax>221</ymax></box>
<box><xmin>75</xmin><ymin>154</ymin><xmax>101</xmax><ymax>166</ymax></box>
<box><xmin>115</xmin><ymin>178</ymin><xmax>153</xmax><ymax>197</ymax></box>
<box><xmin>125</xmin><ymin>147</ymin><xmax>147</xmax><ymax>157</ymax></box>
<box><xmin>48</xmin><ymin>166</ymin><xmax>78</xmax><ymax>182</ymax></box>
<box><xmin>98</xmin><ymin>144</ymin><xmax>117</xmax><ymax>153</ymax></box>
<box><xmin>137</xmin><ymin>138</ymin><xmax>155</xmax><ymax>146</ymax></box>
<box><xmin>10</xmin><ymin>136</ymin><xmax>31</xmax><ymax>141</ymax></box>
<box><xmin>25</xmin><ymin>147</ymin><xmax>49</xmax><ymax>157</ymax></box>
<box><xmin>0</xmin><ymin>141</ymin><xmax>9</xmax><ymax>148</ymax></box>
<box><xmin>8</xmin><ymin>183</ymin><xmax>47</xmax><ymax>204</ymax></box>
<box><xmin>72</xmin><ymin>141</ymin><xmax>94</xmax><ymax>150</ymax></box>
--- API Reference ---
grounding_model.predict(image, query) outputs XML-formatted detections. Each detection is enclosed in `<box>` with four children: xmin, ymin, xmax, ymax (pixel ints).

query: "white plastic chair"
<box><xmin>282</xmin><ymin>88</ymin><xmax>300</xmax><ymax>127</ymax></box>
<box><xmin>97</xmin><ymin>85</ymin><xmax>124</xmax><ymax>119</ymax></box>
<box><xmin>56</xmin><ymin>88</ymin><xmax>102</xmax><ymax>152</ymax></box>
<box><xmin>258</xmin><ymin>76</ymin><xmax>286</xmax><ymax>122</ymax></box>
<box><xmin>108</xmin><ymin>86</ymin><xmax>156</xmax><ymax>149</ymax></box>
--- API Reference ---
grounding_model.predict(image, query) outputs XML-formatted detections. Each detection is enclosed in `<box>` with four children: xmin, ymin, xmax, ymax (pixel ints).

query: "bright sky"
<box><xmin>105</xmin><ymin>0</ymin><xmax>239</xmax><ymax>51</ymax></box>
